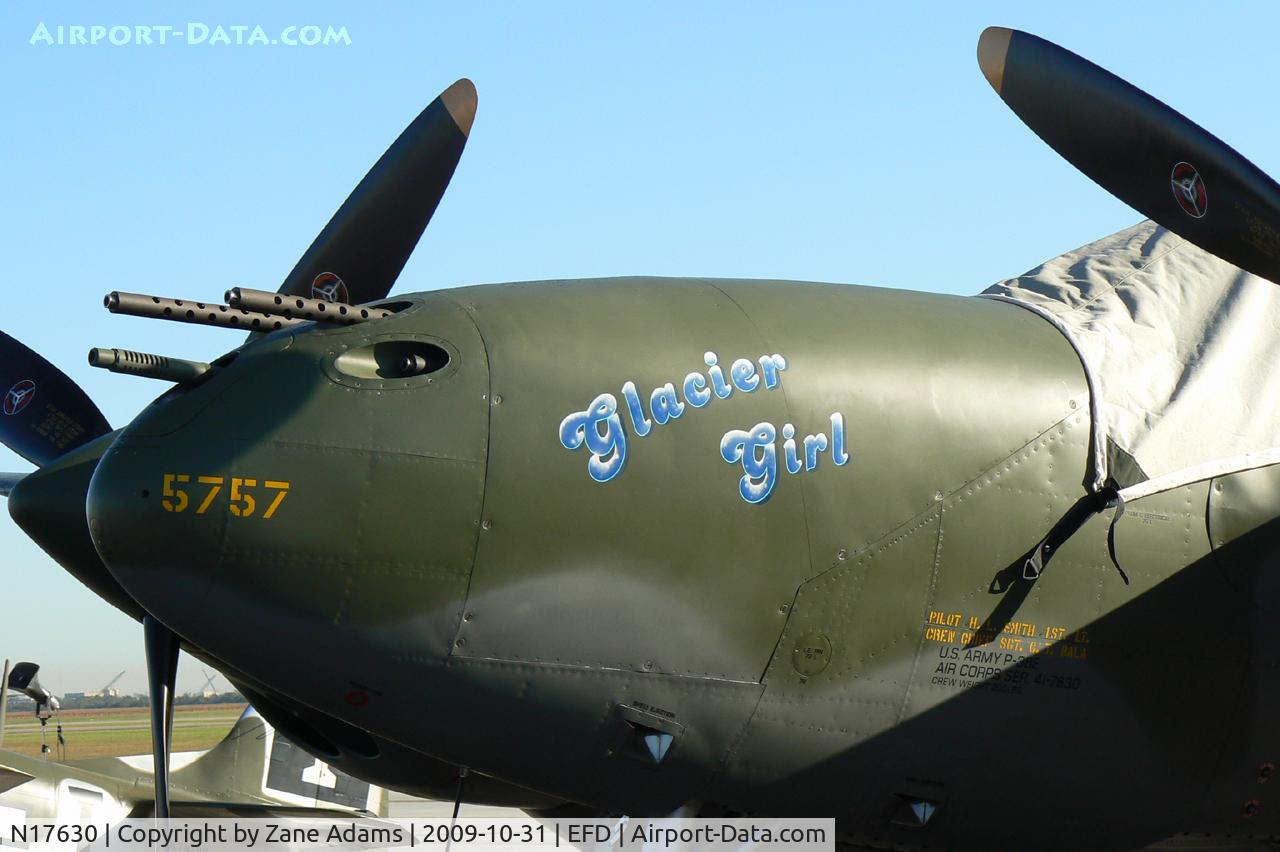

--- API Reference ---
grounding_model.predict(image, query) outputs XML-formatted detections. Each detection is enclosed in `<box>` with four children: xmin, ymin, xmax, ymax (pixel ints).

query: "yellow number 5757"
<box><xmin>161</xmin><ymin>473</ymin><xmax>290</xmax><ymax>520</ymax></box>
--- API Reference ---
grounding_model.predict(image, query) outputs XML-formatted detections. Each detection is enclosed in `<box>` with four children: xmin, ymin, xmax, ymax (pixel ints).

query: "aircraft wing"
<box><xmin>0</xmin><ymin>473</ymin><xmax>26</xmax><ymax>497</ymax></box>
<box><xmin>0</xmin><ymin>765</ymin><xmax>33</xmax><ymax>796</ymax></box>
<box><xmin>125</xmin><ymin>801</ymin><xmax>389</xmax><ymax>820</ymax></box>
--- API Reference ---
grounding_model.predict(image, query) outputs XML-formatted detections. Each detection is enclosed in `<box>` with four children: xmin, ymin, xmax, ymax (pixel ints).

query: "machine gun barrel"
<box><xmin>104</xmin><ymin>291</ymin><xmax>305</xmax><ymax>332</ymax></box>
<box><xmin>225</xmin><ymin>287</ymin><xmax>394</xmax><ymax>324</ymax></box>
<box><xmin>88</xmin><ymin>348</ymin><xmax>213</xmax><ymax>383</ymax></box>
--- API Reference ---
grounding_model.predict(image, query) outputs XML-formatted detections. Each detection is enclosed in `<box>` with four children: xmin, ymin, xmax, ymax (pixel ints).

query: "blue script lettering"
<box><xmin>649</xmin><ymin>383</ymin><xmax>685</xmax><ymax>425</ymax></box>
<box><xmin>831</xmin><ymin>412</ymin><xmax>850</xmax><ymax>465</ymax></box>
<box><xmin>559</xmin><ymin>393</ymin><xmax>627</xmax><ymax>482</ymax></box>
<box><xmin>721</xmin><ymin>412</ymin><xmax>850</xmax><ymax>504</ymax></box>
<box><xmin>683</xmin><ymin>371</ymin><xmax>711</xmax><ymax>408</ymax></box>
<box><xmin>620</xmin><ymin>381</ymin><xmax>652</xmax><ymax>437</ymax></box>
<box><xmin>558</xmin><ymin>350</ymin><xmax>800</xmax><ymax>500</ymax></box>
<box><xmin>721</xmin><ymin>423</ymin><xmax>778</xmax><ymax>504</ymax></box>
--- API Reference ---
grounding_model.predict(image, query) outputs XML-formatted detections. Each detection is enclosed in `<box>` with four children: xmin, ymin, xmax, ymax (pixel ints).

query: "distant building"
<box><xmin>63</xmin><ymin>688</ymin><xmax>120</xmax><ymax>700</ymax></box>
<box><xmin>4</xmin><ymin>694</ymin><xmax>35</xmax><ymax>712</ymax></box>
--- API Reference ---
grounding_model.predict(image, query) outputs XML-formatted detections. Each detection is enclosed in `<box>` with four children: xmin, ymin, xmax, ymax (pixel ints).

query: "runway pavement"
<box><xmin>385</xmin><ymin>790</ymin><xmax>528</xmax><ymax>820</ymax></box>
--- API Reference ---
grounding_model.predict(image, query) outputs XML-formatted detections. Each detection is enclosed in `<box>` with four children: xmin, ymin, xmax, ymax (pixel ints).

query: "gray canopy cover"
<box><xmin>981</xmin><ymin>220</ymin><xmax>1280</xmax><ymax>498</ymax></box>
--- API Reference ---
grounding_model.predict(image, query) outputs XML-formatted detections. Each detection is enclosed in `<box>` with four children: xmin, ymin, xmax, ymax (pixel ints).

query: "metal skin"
<box><xmin>8</xmin><ymin>431</ymin><xmax>144</xmax><ymax>620</ymax></box>
<box><xmin>71</xmin><ymin>275</ymin><xmax>1280</xmax><ymax>849</ymax></box>
<box><xmin>8</xmin><ymin>25</ymin><xmax>1280</xmax><ymax>850</ymax></box>
<box><xmin>7</xmin><ymin>406</ymin><xmax>560</xmax><ymax>810</ymax></box>
<box><xmin>6</xmin><ymin>430</ymin><xmax>556</xmax><ymax>810</ymax></box>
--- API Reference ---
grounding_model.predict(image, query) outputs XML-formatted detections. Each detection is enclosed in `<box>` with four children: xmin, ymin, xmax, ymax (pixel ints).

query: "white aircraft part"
<box><xmin>982</xmin><ymin>220</ymin><xmax>1280</xmax><ymax>493</ymax></box>
<box><xmin>300</xmin><ymin>759</ymin><xmax>338</xmax><ymax>790</ymax></box>
<box><xmin>117</xmin><ymin>750</ymin><xmax>202</xmax><ymax>773</ymax></box>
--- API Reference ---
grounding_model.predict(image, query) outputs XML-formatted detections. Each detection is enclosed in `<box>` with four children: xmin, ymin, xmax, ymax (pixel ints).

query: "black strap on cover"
<box><xmin>1021</xmin><ymin>485</ymin><xmax>1128</xmax><ymax>584</ymax></box>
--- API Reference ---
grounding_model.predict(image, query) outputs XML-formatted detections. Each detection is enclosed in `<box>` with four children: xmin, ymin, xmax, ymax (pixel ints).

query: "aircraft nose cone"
<box><xmin>8</xmin><ymin>431</ymin><xmax>146</xmax><ymax>619</ymax></box>
<box><xmin>84</xmin><ymin>332</ymin><xmax>305</xmax><ymax>631</ymax></box>
<box><xmin>86</xmin><ymin>438</ymin><xmax>218</xmax><ymax>627</ymax></box>
<box><xmin>86</xmin><ymin>300</ymin><xmax>489</xmax><ymax>719</ymax></box>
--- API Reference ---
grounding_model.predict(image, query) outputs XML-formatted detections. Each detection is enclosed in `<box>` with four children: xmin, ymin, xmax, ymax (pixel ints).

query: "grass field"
<box><xmin>0</xmin><ymin>703</ymin><xmax>247</xmax><ymax>759</ymax></box>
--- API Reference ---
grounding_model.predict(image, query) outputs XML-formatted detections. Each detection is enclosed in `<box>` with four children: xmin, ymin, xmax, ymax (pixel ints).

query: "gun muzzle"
<box><xmin>88</xmin><ymin>348</ymin><xmax>212</xmax><ymax>383</ymax></box>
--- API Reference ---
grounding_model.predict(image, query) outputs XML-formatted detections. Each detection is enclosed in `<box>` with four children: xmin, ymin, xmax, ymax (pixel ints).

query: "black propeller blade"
<box><xmin>143</xmin><ymin>616</ymin><xmax>180</xmax><ymax>818</ymax></box>
<box><xmin>277</xmin><ymin>79</ymin><xmax>477</xmax><ymax>306</ymax></box>
<box><xmin>0</xmin><ymin>331</ymin><xmax>109</xmax><ymax>467</ymax></box>
<box><xmin>978</xmin><ymin>27</ymin><xmax>1280</xmax><ymax>284</ymax></box>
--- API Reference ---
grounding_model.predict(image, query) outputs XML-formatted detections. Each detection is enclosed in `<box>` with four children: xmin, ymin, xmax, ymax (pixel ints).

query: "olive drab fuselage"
<box><xmin>81</xmin><ymin>276</ymin><xmax>1280</xmax><ymax>850</ymax></box>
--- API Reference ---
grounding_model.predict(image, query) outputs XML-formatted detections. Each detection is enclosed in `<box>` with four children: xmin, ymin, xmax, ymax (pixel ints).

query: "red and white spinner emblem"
<box><xmin>311</xmin><ymin>272</ymin><xmax>349</xmax><ymax>303</ymax></box>
<box><xmin>1170</xmin><ymin>161</ymin><xmax>1207</xmax><ymax>219</ymax></box>
<box><xmin>4</xmin><ymin>380</ymin><xmax>36</xmax><ymax>416</ymax></box>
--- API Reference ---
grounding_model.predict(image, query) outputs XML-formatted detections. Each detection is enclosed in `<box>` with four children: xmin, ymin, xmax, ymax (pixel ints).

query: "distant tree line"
<box><xmin>6</xmin><ymin>691</ymin><xmax>244</xmax><ymax>711</ymax></box>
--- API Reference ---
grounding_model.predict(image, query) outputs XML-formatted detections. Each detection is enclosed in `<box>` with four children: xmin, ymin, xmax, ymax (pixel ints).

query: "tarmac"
<box><xmin>385</xmin><ymin>790</ymin><xmax>526</xmax><ymax>819</ymax></box>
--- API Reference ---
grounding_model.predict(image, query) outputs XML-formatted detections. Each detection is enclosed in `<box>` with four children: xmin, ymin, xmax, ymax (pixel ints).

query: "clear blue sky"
<box><xmin>1</xmin><ymin>1</ymin><xmax>1277</xmax><ymax>695</ymax></box>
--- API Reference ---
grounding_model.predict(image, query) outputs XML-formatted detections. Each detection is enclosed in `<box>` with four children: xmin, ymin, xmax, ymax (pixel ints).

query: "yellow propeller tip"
<box><xmin>978</xmin><ymin>27</ymin><xmax>1013</xmax><ymax>94</ymax></box>
<box><xmin>441</xmin><ymin>78</ymin><xmax>478</xmax><ymax>137</ymax></box>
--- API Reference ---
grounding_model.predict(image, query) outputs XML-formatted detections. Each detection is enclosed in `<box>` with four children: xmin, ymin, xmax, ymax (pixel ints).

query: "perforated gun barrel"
<box><xmin>88</xmin><ymin>348</ymin><xmax>212</xmax><ymax>383</ymax></box>
<box><xmin>104</xmin><ymin>291</ymin><xmax>306</xmax><ymax>332</ymax></box>
<box><xmin>225</xmin><ymin>287</ymin><xmax>393</xmax><ymax>324</ymax></box>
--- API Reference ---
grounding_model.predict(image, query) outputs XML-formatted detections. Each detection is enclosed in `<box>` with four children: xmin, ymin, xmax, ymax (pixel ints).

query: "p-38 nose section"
<box><xmin>86</xmin><ymin>295</ymin><xmax>489</xmax><ymax>715</ymax></box>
